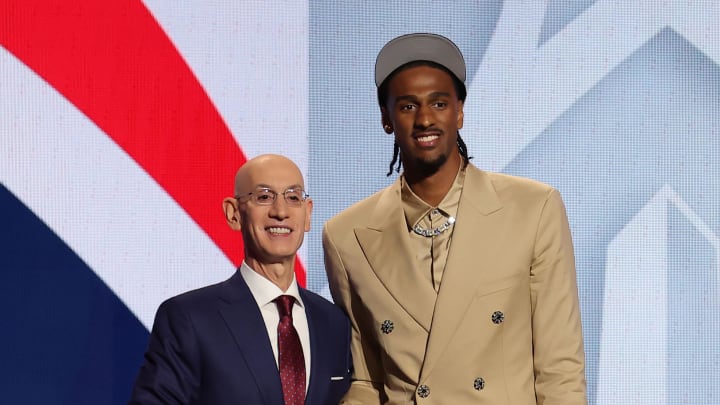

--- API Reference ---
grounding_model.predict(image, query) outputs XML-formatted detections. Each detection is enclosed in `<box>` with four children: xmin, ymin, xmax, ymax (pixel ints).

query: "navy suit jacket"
<box><xmin>129</xmin><ymin>270</ymin><xmax>352</xmax><ymax>404</ymax></box>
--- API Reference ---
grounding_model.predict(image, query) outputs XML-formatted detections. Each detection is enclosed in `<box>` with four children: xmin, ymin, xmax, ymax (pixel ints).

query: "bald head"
<box><xmin>234</xmin><ymin>154</ymin><xmax>305</xmax><ymax>196</ymax></box>
<box><xmin>223</xmin><ymin>154</ymin><xmax>311</xmax><ymax>286</ymax></box>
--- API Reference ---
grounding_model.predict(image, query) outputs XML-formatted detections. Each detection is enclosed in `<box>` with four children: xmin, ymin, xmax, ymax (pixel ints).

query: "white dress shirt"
<box><xmin>239</xmin><ymin>261</ymin><xmax>311</xmax><ymax>390</ymax></box>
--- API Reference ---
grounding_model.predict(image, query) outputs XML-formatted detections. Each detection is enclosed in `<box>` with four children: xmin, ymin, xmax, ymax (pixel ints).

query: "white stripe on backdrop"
<box><xmin>1</xmin><ymin>1</ymin><xmax>310</xmax><ymax>329</ymax></box>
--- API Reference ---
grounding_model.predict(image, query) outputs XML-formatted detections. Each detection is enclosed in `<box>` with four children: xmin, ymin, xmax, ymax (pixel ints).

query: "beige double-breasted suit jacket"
<box><xmin>323</xmin><ymin>164</ymin><xmax>586</xmax><ymax>404</ymax></box>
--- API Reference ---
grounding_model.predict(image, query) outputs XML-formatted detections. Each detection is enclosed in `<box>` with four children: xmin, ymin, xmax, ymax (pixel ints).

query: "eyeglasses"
<box><xmin>236</xmin><ymin>187</ymin><xmax>309</xmax><ymax>207</ymax></box>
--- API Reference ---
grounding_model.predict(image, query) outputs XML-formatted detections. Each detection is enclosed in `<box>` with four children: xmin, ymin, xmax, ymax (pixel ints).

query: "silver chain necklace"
<box><xmin>412</xmin><ymin>216</ymin><xmax>456</xmax><ymax>237</ymax></box>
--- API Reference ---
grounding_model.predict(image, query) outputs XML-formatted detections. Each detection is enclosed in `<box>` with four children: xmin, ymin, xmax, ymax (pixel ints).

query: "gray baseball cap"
<box><xmin>375</xmin><ymin>33</ymin><xmax>466</xmax><ymax>87</ymax></box>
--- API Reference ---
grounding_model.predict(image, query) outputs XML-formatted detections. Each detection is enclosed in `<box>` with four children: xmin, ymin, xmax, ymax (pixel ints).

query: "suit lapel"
<box><xmin>420</xmin><ymin>166</ymin><xmax>504</xmax><ymax>380</ymax></box>
<box><xmin>218</xmin><ymin>272</ymin><xmax>283</xmax><ymax>405</ymax></box>
<box><xmin>355</xmin><ymin>179</ymin><xmax>437</xmax><ymax>332</ymax></box>
<box><xmin>302</xmin><ymin>290</ymin><xmax>326</xmax><ymax>404</ymax></box>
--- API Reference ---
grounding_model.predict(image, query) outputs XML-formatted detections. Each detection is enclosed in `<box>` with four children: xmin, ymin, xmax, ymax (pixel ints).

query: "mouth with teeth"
<box><xmin>417</xmin><ymin>135</ymin><xmax>438</xmax><ymax>142</ymax></box>
<box><xmin>414</xmin><ymin>133</ymin><xmax>440</xmax><ymax>147</ymax></box>
<box><xmin>267</xmin><ymin>226</ymin><xmax>292</xmax><ymax>235</ymax></box>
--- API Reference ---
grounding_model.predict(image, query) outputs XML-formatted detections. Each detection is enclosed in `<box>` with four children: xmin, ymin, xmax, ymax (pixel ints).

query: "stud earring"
<box><xmin>383</xmin><ymin>124</ymin><xmax>393</xmax><ymax>133</ymax></box>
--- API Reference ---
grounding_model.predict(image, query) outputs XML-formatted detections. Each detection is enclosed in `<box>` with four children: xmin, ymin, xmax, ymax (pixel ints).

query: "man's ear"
<box><xmin>223</xmin><ymin>197</ymin><xmax>242</xmax><ymax>231</ymax></box>
<box><xmin>304</xmin><ymin>198</ymin><xmax>313</xmax><ymax>232</ymax></box>
<box><xmin>381</xmin><ymin>107</ymin><xmax>393</xmax><ymax>134</ymax></box>
<box><xmin>456</xmin><ymin>100</ymin><xmax>464</xmax><ymax>129</ymax></box>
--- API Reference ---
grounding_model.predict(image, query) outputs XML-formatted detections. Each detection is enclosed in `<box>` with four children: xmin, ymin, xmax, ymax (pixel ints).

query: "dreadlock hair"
<box><xmin>386</xmin><ymin>133</ymin><xmax>472</xmax><ymax>176</ymax></box>
<box><xmin>379</xmin><ymin>60</ymin><xmax>470</xmax><ymax>176</ymax></box>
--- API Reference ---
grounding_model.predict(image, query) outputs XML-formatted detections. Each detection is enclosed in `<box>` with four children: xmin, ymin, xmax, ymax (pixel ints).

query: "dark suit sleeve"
<box><xmin>530</xmin><ymin>189</ymin><xmax>587</xmax><ymax>404</ymax></box>
<box><xmin>128</xmin><ymin>299</ymin><xmax>201</xmax><ymax>405</ymax></box>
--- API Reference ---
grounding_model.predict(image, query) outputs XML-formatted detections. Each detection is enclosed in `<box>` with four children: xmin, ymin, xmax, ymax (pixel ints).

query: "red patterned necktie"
<box><xmin>274</xmin><ymin>295</ymin><xmax>306</xmax><ymax>405</ymax></box>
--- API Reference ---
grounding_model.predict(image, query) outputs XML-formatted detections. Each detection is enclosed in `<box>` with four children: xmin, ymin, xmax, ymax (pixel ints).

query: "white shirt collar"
<box><xmin>239</xmin><ymin>261</ymin><xmax>304</xmax><ymax>309</ymax></box>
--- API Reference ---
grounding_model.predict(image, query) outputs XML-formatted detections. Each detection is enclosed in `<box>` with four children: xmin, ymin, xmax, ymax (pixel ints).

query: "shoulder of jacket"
<box><xmin>478</xmin><ymin>167</ymin><xmax>556</xmax><ymax>198</ymax></box>
<box><xmin>159</xmin><ymin>276</ymin><xmax>229</xmax><ymax>312</ymax></box>
<box><xmin>301</xmin><ymin>288</ymin><xmax>349</xmax><ymax>321</ymax></box>
<box><xmin>324</xmin><ymin>183</ymin><xmax>394</xmax><ymax>230</ymax></box>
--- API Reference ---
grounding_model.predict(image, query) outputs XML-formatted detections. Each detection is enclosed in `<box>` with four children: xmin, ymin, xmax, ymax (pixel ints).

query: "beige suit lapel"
<box><xmin>354</xmin><ymin>179</ymin><xmax>437</xmax><ymax>332</ymax></box>
<box><xmin>420</xmin><ymin>166</ymin><xmax>504</xmax><ymax>380</ymax></box>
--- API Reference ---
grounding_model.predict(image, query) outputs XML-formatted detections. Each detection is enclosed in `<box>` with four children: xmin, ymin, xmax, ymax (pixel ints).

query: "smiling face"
<box><xmin>223</xmin><ymin>155</ymin><xmax>312</xmax><ymax>269</ymax></box>
<box><xmin>382</xmin><ymin>65</ymin><xmax>464</xmax><ymax>178</ymax></box>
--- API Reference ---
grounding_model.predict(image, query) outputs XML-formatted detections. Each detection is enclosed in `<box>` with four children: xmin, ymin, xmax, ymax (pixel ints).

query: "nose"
<box><xmin>414</xmin><ymin>104</ymin><xmax>433</xmax><ymax>129</ymax></box>
<box><xmin>268</xmin><ymin>195</ymin><xmax>290</xmax><ymax>219</ymax></box>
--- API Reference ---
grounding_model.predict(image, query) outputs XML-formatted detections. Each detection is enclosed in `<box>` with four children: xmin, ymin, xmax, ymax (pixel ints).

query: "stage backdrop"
<box><xmin>1</xmin><ymin>1</ymin><xmax>718</xmax><ymax>404</ymax></box>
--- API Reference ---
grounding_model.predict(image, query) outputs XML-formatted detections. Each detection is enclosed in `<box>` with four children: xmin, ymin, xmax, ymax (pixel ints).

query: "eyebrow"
<box><xmin>394</xmin><ymin>91</ymin><xmax>453</xmax><ymax>102</ymax></box>
<box><xmin>254</xmin><ymin>183</ymin><xmax>304</xmax><ymax>190</ymax></box>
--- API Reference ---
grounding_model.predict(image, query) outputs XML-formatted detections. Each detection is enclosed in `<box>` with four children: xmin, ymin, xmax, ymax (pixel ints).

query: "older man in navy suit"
<box><xmin>129</xmin><ymin>154</ymin><xmax>352</xmax><ymax>404</ymax></box>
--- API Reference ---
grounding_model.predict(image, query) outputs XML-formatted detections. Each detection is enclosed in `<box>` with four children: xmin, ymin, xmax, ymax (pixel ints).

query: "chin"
<box><xmin>265</xmin><ymin>246</ymin><xmax>301</xmax><ymax>261</ymax></box>
<box><xmin>414</xmin><ymin>154</ymin><xmax>448</xmax><ymax>176</ymax></box>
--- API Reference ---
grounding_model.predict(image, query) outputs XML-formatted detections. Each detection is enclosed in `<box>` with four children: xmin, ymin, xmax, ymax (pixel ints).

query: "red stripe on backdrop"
<box><xmin>0</xmin><ymin>1</ymin><xmax>307</xmax><ymax>286</ymax></box>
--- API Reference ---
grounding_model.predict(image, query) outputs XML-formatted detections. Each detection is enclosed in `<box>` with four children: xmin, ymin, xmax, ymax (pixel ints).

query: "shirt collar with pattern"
<box><xmin>400</xmin><ymin>164</ymin><xmax>466</xmax><ymax>230</ymax></box>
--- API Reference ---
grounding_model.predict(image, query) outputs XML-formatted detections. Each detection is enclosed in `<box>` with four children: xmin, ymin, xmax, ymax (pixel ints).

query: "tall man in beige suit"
<box><xmin>323</xmin><ymin>33</ymin><xmax>587</xmax><ymax>404</ymax></box>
